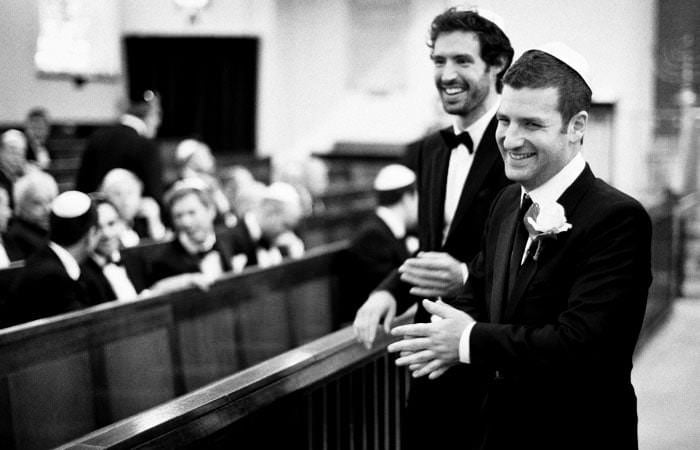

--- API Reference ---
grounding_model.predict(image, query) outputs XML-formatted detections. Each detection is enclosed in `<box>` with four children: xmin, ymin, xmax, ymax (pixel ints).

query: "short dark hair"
<box><xmin>503</xmin><ymin>50</ymin><xmax>592</xmax><ymax>127</ymax></box>
<box><xmin>376</xmin><ymin>183</ymin><xmax>415</xmax><ymax>207</ymax></box>
<box><xmin>50</xmin><ymin>204</ymin><xmax>97</xmax><ymax>247</ymax></box>
<box><xmin>428</xmin><ymin>8</ymin><xmax>513</xmax><ymax>93</ymax></box>
<box><xmin>27</xmin><ymin>107</ymin><xmax>49</xmax><ymax>120</ymax></box>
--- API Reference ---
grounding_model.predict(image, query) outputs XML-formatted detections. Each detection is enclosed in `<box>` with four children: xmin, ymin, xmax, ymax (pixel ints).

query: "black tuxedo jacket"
<box><xmin>379</xmin><ymin>119</ymin><xmax>511</xmax><ymax>322</ymax></box>
<box><xmin>80</xmin><ymin>253</ymin><xmax>148</xmax><ymax>305</ymax></box>
<box><xmin>75</xmin><ymin>124</ymin><xmax>164</xmax><ymax>201</ymax></box>
<box><xmin>7</xmin><ymin>245</ymin><xmax>89</xmax><ymax>326</ymax></box>
<box><xmin>458</xmin><ymin>166</ymin><xmax>652</xmax><ymax>449</ymax></box>
<box><xmin>146</xmin><ymin>232</ymin><xmax>237</xmax><ymax>286</ymax></box>
<box><xmin>339</xmin><ymin>213</ymin><xmax>411</xmax><ymax>324</ymax></box>
<box><xmin>4</xmin><ymin>217</ymin><xmax>49</xmax><ymax>260</ymax></box>
<box><xmin>378</xmin><ymin>119</ymin><xmax>511</xmax><ymax>450</ymax></box>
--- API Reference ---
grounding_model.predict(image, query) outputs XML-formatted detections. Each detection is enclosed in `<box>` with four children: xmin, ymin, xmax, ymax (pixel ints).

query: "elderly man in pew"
<box><xmin>80</xmin><ymin>195</ymin><xmax>149</xmax><ymax>304</ymax></box>
<box><xmin>146</xmin><ymin>178</ymin><xmax>247</xmax><ymax>294</ymax></box>
<box><xmin>231</xmin><ymin>181</ymin><xmax>306</xmax><ymax>268</ymax></box>
<box><xmin>0</xmin><ymin>185</ymin><xmax>21</xmax><ymax>267</ymax></box>
<box><xmin>99</xmin><ymin>168</ymin><xmax>169</xmax><ymax>247</ymax></box>
<box><xmin>338</xmin><ymin>164</ymin><xmax>419</xmax><ymax>324</ymax></box>
<box><xmin>5</xmin><ymin>191</ymin><xmax>97</xmax><ymax>326</ymax></box>
<box><xmin>0</xmin><ymin>129</ymin><xmax>30</xmax><ymax>209</ymax></box>
<box><xmin>4</xmin><ymin>170</ymin><xmax>58</xmax><ymax>260</ymax></box>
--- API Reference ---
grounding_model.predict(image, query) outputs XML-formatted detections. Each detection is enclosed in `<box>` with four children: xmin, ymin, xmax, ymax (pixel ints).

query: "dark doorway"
<box><xmin>124</xmin><ymin>36</ymin><xmax>257</xmax><ymax>154</ymax></box>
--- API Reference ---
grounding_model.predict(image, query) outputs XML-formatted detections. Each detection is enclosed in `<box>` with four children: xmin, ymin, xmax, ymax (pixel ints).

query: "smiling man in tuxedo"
<box><xmin>388</xmin><ymin>44</ymin><xmax>652</xmax><ymax>449</ymax></box>
<box><xmin>353</xmin><ymin>7</ymin><xmax>513</xmax><ymax>449</ymax></box>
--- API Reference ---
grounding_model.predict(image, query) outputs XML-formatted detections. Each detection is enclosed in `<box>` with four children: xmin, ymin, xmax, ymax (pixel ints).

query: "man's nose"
<box><xmin>499</xmin><ymin>125</ymin><xmax>525</xmax><ymax>150</ymax></box>
<box><xmin>440</xmin><ymin>61</ymin><xmax>458</xmax><ymax>83</ymax></box>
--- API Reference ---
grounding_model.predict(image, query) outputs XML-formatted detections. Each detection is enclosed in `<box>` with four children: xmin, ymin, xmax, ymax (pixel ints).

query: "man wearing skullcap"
<box><xmin>339</xmin><ymin>164</ymin><xmax>418</xmax><ymax>325</ymax></box>
<box><xmin>353</xmin><ymin>7</ymin><xmax>513</xmax><ymax>449</ymax></box>
<box><xmin>389</xmin><ymin>43</ymin><xmax>651</xmax><ymax>449</ymax></box>
<box><xmin>6</xmin><ymin>191</ymin><xmax>97</xmax><ymax>326</ymax></box>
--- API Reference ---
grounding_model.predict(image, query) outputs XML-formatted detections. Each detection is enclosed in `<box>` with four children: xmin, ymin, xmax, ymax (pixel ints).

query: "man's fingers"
<box><xmin>400</xmin><ymin>270</ymin><xmax>448</xmax><ymax>289</ymax></box>
<box><xmin>387</xmin><ymin>337</ymin><xmax>431</xmax><ymax>354</ymax></box>
<box><xmin>382</xmin><ymin>302</ymin><xmax>397</xmax><ymax>333</ymax></box>
<box><xmin>390</xmin><ymin>322</ymin><xmax>431</xmax><ymax>337</ymax></box>
<box><xmin>411</xmin><ymin>358</ymin><xmax>445</xmax><ymax>378</ymax></box>
<box><xmin>409</xmin><ymin>287</ymin><xmax>445</xmax><ymax>298</ymax></box>
<box><xmin>422</xmin><ymin>299</ymin><xmax>458</xmax><ymax>318</ymax></box>
<box><xmin>394</xmin><ymin>349</ymin><xmax>434</xmax><ymax>367</ymax></box>
<box><xmin>428</xmin><ymin>366</ymin><xmax>449</xmax><ymax>380</ymax></box>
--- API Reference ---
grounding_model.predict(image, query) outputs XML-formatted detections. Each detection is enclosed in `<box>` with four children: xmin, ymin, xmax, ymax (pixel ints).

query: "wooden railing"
<box><xmin>0</xmin><ymin>242</ymin><xmax>347</xmax><ymax>450</ymax></box>
<box><xmin>59</xmin><ymin>320</ymin><xmax>410</xmax><ymax>450</ymax></box>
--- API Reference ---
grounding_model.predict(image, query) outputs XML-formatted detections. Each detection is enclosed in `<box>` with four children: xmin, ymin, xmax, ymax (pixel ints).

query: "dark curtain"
<box><xmin>124</xmin><ymin>37</ymin><xmax>257</xmax><ymax>154</ymax></box>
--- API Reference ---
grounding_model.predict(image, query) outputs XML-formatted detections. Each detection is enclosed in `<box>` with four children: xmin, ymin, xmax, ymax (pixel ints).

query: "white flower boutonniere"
<box><xmin>523</xmin><ymin>200</ymin><xmax>572</xmax><ymax>261</ymax></box>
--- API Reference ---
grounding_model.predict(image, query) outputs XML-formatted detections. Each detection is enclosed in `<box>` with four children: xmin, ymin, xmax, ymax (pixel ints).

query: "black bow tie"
<box><xmin>443</xmin><ymin>129</ymin><xmax>474</xmax><ymax>154</ymax></box>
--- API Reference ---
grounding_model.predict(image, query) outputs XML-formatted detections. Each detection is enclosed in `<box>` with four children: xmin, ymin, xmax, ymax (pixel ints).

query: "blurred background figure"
<box><xmin>6</xmin><ymin>191</ymin><xmax>97</xmax><ymax>326</ymax></box>
<box><xmin>147</xmin><ymin>178</ymin><xmax>245</xmax><ymax>294</ymax></box>
<box><xmin>174</xmin><ymin>138</ymin><xmax>235</xmax><ymax>227</ymax></box>
<box><xmin>338</xmin><ymin>164</ymin><xmax>418</xmax><ymax>324</ymax></box>
<box><xmin>5</xmin><ymin>170</ymin><xmax>58</xmax><ymax>260</ymax></box>
<box><xmin>272</xmin><ymin>155</ymin><xmax>329</xmax><ymax>216</ymax></box>
<box><xmin>232</xmin><ymin>181</ymin><xmax>305</xmax><ymax>268</ymax></box>
<box><xmin>23</xmin><ymin>107</ymin><xmax>52</xmax><ymax>170</ymax></box>
<box><xmin>80</xmin><ymin>195</ymin><xmax>148</xmax><ymax>304</ymax></box>
<box><xmin>0</xmin><ymin>129</ymin><xmax>29</xmax><ymax>206</ymax></box>
<box><xmin>75</xmin><ymin>90</ymin><xmax>164</xmax><ymax>202</ymax></box>
<box><xmin>0</xmin><ymin>185</ymin><xmax>20</xmax><ymax>267</ymax></box>
<box><xmin>221</xmin><ymin>165</ymin><xmax>262</xmax><ymax>219</ymax></box>
<box><xmin>99</xmin><ymin>168</ymin><xmax>168</xmax><ymax>246</ymax></box>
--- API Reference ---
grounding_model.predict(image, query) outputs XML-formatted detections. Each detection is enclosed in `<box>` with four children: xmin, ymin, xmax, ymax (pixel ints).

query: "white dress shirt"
<box><xmin>48</xmin><ymin>242</ymin><xmax>81</xmax><ymax>281</ymax></box>
<box><xmin>93</xmin><ymin>252</ymin><xmax>139</xmax><ymax>301</ymax></box>
<box><xmin>459</xmin><ymin>152</ymin><xmax>586</xmax><ymax>363</ymax></box>
<box><xmin>442</xmin><ymin>100</ymin><xmax>501</xmax><ymax>243</ymax></box>
<box><xmin>0</xmin><ymin>241</ymin><xmax>10</xmax><ymax>268</ymax></box>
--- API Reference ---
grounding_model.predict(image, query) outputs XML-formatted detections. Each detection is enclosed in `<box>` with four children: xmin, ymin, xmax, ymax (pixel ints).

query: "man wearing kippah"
<box><xmin>339</xmin><ymin>164</ymin><xmax>418</xmax><ymax>325</ymax></box>
<box><xmin>353</xmin><ymin>7</ymin><xmax>513</xmax><ymax>449</ymax></box>
<box><xmin>6</xmin><ymin>191</ymin><xmax>97</xmax><ymax>326</ymax></box>
<box><xmin>389</xmin><ymin>43</ymin><xmax>652</xmax><ymax>449</ymax></box>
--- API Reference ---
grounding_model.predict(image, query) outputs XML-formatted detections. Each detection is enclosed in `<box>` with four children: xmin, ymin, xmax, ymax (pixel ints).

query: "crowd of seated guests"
<box><xmin>0</xmin><ymin>130</ymin><xmax>310</xmax><ymax>328</ymax></box>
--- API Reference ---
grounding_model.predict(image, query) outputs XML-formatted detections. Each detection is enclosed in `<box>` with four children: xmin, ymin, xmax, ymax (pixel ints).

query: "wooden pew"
<box><xmin>0</xmin><ymin>241</ymin><xmax>347</xmax><ymax>450</ymax></box>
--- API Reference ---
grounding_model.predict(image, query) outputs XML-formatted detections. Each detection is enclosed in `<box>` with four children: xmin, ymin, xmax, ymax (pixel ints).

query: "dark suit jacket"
<box><xmin>80</xmin><ymin>252</ymin><xmax>148</xmax><ymax>305</ymax></box>
<box><xmin>381</xmin><ymin>119</ymin><xmax>511</xmax><ymax>321</ymax></box>
<box><xmin>378</xmin><ymin>120</ymin><xmax>511</xmax><ymax>450</ymax></box>
<box><xmin>4</xmin><ymin>217</ymin><xmax>49</xmax><ymax>260</ymax></box>
<box><xmin>459</xmin><ymin>165</ymin><xmax>652</xmax><ymax>449</ymax></box>
<box><xmin>6</xmin><ymin>245</ymin><xmax>89</xmax><ymax>326</ymax></box>
<box><xmin>339</xmin><ymin>213</ymin><xmax>411</xmax><ymax>324</ymax></box>
<box><xmin>146</xmin><ymin>232</ymin><xmax>237</xmax><ymax>286</ymax></box>
<box><xmin>75</xmin><ymin>124</ymin><xmax>164</xmax><ymax>201</ymax></box>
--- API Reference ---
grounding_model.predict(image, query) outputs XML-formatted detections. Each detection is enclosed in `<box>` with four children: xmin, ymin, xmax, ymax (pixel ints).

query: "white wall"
<box><xmin>0</xmin><ymin>0</ymin><xmax>657</xmax><ymax>198</ymax></box>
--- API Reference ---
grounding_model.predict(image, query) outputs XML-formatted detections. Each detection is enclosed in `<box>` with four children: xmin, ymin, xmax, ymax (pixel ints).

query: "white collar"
<box><xmin>524</xmin><ymin>152</ymin><xmax>586</xmax><ymax>205</ymax></box>
<box><xmin>178</xmin><ymin>231</ymin><xmax>216</xmax><ymax>254</ymax></box>
<box><xmin>452</xmin><ymin>98</ymin><xmax>500</xmax><ymax>152</ymax></box>
<box><xmin>48</xmin><ymin>242</ymin><xmax>81</xmax><ymax>281</ymax></box>
<box><xmin>243</xmin><ymin>213</ymin><xmax>263</xmax><ymax>242</ymax></box>
<box><xmin>119</xmin><ymin>114</ymin><xmax>148</xmax><ymax>136</ymax></box>
<box><xmin>375</xmin><ymin>206</ymin><xmax>406</xmax><ymax>239</ymax></box>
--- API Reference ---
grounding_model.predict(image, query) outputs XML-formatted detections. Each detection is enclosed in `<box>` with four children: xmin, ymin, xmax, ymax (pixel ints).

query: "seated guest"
<box><xmin>0</xmin><ymin>129</ymin><xmax>29</xmax><ymax>208</ymax></box>
<box><xmin>6</xmin><ymin>191</ymin><xmax>97</xmax><ymax>326</ymax></box>
<box><xmin>23</xmin><ymin>107</ymin><xmax>52</xmax><ymax>170</ymax></box>
<box><xmin>339</xmin><ymin>164</ymin><xmax>418</xmax><ymax>324</ymax></box>
<box><xmin>232</xmin><ymin>181</ymin><xmax>305</xmax><ymax>268</ymax></box>
<box><xmin>4</xmin><ymin>170</ymin><xmax>58</xmax><ymax>259</ymax></box>
<box><xmin>147</xmin><ymin>178</ymin><xmax>246</xmax><ymax>295</ymax></box>
<box><xmin>0</xmin><ymin>185</ymin><xmax>21</xmax><ymax>267</ymax></box>
<box><xmin>99</xmin><ymin>168</ymin><xmax>168</xmax><ymax>246</ymax></box>
<box><xmin>80</xmin><ymin>195</ymin><xmax>148</xmax><ymax>304</ymax></box>
<box><xmin>174</xmin><ymin>138</ymin><xmax>235</xmax><ymax>227</ymax></box>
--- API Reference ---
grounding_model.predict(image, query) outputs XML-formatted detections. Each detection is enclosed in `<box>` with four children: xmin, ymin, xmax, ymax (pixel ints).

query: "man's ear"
<box><xmin>489</xmin><ymin>56</ymin><xmax>508</xmax><ymax>78</ymax></box>
<box><xmin>568</xmin><ymin>111</ymin><xmax>588</xmax><ymax>144</ymax></box>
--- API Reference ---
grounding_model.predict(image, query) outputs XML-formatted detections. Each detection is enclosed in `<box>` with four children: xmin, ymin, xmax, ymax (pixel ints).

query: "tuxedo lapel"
<box><xmin>445</xmin><ymin>118</ymin><xmax>499</xmax><ymax>246</ymax></box>
<box><xmin>490</xmin><ymin>196</ymin><xmax>520</xmax><ymax>322</ymax></box>
<box><xmin>502</xmin><ymin>165</ymin><xmax>596</xmax><ymax>320</ymax></box>
<box><xmin>429</xmin><ymin>129</ymin><xmax>453</xmax><ymax>249</ymax></box>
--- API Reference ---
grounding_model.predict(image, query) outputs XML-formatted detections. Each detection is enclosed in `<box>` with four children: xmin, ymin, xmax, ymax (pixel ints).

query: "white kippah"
<box><xmin>532</xmin><ymin>41</ymin><xmax>592</xmax><ymax>90</ymax></box>
<box><xmin>51</xmin><ymin>191</ymin><xmax>91</xmax><ymax>218</ymax></box>
<box><xmin>373</xmin><ymin>164</ymin><xmax>416</xmax><ymax>191</ymax></box>
<box><xmin>175</xmin><ymin>139</ymin><xmax>206</xmax><ymax>162</ymax></box>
